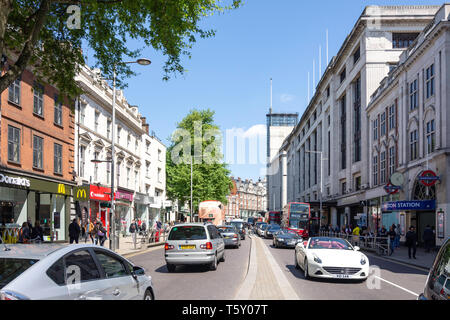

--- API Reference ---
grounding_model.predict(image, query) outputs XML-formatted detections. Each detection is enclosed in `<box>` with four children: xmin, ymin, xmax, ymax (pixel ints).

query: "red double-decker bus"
<box><xmin>281</xmin><ymin>202</ymin><xmax>311</xmax><ymax>239</ymax></box>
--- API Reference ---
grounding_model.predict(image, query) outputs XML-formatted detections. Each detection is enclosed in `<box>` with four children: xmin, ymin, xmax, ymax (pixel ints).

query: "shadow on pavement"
<box><xmin>154</xmin><ymin>264</ymin><xmax>210</xmax><ymax>274</ymax></box>
<box><xmin>286</xmin><ymin>264</ymin><xmax>367</xmax><ymax>284</ymax></box>
<box><xmin>366</xmin><ymin>254</ymin><xmax>429</xmax><ymax>276</ymax></box>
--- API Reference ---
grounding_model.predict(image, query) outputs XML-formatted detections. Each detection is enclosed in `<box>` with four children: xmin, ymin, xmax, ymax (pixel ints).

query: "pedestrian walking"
<box><xmin>387</xmin><ymin>226</ymin><xmax>396</xmax><ymax>256</ymax></box>
<box><xmin>405</xmin><ymin>226</ymin><xmax>418</xmax><ymax>259</ymax></box>
<box><xmin>129</xmin><ymin>219</ymin><xmax>138</xmax><ymax>244</ymax></box>
<box><xmin>69</xmin><ymin>218</ymin><xmax>81</xmax><ymax>244</ymax></box>
<box><xmin>423</xmin><ymin>225</ymin><xmax>434</xmax><ymax>253</ymax></box>
<box><xmin>96</xmin><ymin>220</ymin><xmax>107</xmax><ymax>246</ymax></box>
<box><xmin>394</xmin><ymin>224</ymin><xmax>401</xmax><ymax>248</ymax></box>
<box><xmin>352</xmin><ymin>225</ymin><xmax>361</xmax><ymax>246</ymax></box>
<box><xmin>18</xmin><ymin>222</ymin><xmax>31</xmax><ymax>244</ymax></box>
<box><xmin>88</xmin><ymin>220</ymin><xmax>95</xmax><ymax>244</ymax></box>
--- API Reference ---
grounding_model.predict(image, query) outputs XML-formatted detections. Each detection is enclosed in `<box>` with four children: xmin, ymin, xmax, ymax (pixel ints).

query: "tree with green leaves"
<box><xmin>166</xmin><ymin>109</ymin><xmax>232</xmax><ymax>216</ymax></box>
<box><xmin>0</xmin><ymin>0</ymin><xmax>241</xmax><ymax>97</ymax></box>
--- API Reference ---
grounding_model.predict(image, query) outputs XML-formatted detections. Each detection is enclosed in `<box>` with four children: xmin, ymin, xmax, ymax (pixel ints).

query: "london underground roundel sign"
<box><xmin>384</xmin><ymin>183</ymin><xmax>401</xmax><ymax>195</ymax></box>
<box><xmin>419</xmin><ymin>170</ymin><xmax>440</xmax><ymax>187</ymax></box>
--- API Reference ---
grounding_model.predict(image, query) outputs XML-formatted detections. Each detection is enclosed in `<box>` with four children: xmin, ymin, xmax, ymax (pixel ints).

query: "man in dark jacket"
<box><xmin>405</xmin><ymin>226</ymin><xmax>418</xmax><ymax>259</ymax></box>
<box><xmin>68</xmin><ymin>218</ymin><xmax>81</xmax><ymax>244</ymax></box>
<box><xmin>423</xmin><ymin>225</ymin><xmax>434</xmax><ymax>252</ymax></box>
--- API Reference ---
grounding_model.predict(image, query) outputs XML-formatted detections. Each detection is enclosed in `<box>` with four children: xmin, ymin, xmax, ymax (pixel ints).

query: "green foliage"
<box><xmin>0</xmin><ymin>0</ymin><xmax>242</xmax><ymax>98</ymax></box>
<box><xmin>166</xmin><ymin>109</ymin><xmax>232</xmax><ymax>213</ymax></box>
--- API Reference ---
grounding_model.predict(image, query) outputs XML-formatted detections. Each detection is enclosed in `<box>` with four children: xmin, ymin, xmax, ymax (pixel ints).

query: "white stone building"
<box><xmin>73</xmin><ymin>65</ymin><xmax>166</xmax><ymax>234</ymax></box>
<box><xmin>269</xmin><ymin>5</ymin><xmax>442</xmax><ymax>234</ymax></box>
<box><xmin>366</xmin><ymin>4</ymin><xmax>450</xmax><ymax>245</ymax></box>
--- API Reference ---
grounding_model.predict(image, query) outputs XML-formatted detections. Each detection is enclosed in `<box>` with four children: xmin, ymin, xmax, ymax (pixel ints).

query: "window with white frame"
<box><xmin>8</xmin><ymin>125</ymin><xmax>20</xmax><ymax>163</ymax></box>
<box><xmin>389</xmin><ymin>146</ymin><xmax>396</xmax><ymax>176</ymax></box>
<box><xmin>373</xmin><ymin>119</ymin><xmax>378</xmax><ymax>140</ymax></box>
<box><xmin>388</xmin><ymin>104</ymin><xmax>396</xmax><ymax>130</ymax></box>
<box><xmin>410</xmin><ymin>130</ymin><xmax>418</xmax><ymax>161</ymax></box>
<box><xmin>127</xmin><ymin>167</ymin><xmax>130</xmax><ymax>187</ymax></box>
<box><xmin>158</xmin><ymin>168</ymin><xmax>162</xmax><ymax>182</ymax></box>
<box><xmin>79</xmin><ymin>146</ymin><xmax>86</xmax><ymax>177</ymax></box>
<box><xmin>94</xmin><ymin>152</ymin><xmax>99</xmax><ymax>181</ymax></box>
<box><xmin>409</xmin><ymin>79</ymin><xmax>418</xmax><ymax>110</ymax></box>
<box><xmin>54</xmin><ymin>95</ymin><xmax>62</xmax><ymax>126</ymax></box>
<box><xmin>33</xmin><ymin>82</ymin><xmax>44</xmax><ymax>116</ymax></box>
<box><xmin>107</xmin><ymin>119</ymin><xmax>111</xmax><ymax>139</ymax></box>
<box><xmin>33</xmin><ymin>135</ymin><xmax>43</xmax><ymax>169</ymax></box>
<box><xmin>8</xmin><ymin>77</ymin><xmax>21</xmax><ymax>105</ymax></box>
<box><xmin>80</xmin><ymin>103</ymin><xmax>86</xmax><ymax>125</ymax></box>
<box><xmin>380</xmin><ymin>112</ymin><xmax>386</xmax><ymax>136</ymax></box>
<box><xmin>373</xmin><ymin>155</ymin><xmax>378</xmax><ymax>186</ymax></box>
<box><xmin>54</xmin><ymin>143</ymin><xmax>63</xmax><ymax>175</ymax></box>
<box><xmin>380</xmin><ymin>151</ymin><xmax>386</xmax><ymax>184</ymax></box>
<box><xmin>426</xmin><ymin>119</ymin><xmax>435</xmax><ymax>154</ymax></box>
<box><xmin>426</xmin><ymin>64</ymin><xmax>435</xmax><ymax>99</ymax></box>
<box><xmin>94</xmin><ymin>111</ymin><xmax>100</xmax><ymax>132</ymax></box>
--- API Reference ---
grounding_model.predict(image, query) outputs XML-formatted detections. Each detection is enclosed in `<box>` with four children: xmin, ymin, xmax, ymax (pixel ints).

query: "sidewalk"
<box><xmin>102</xmin><ymin>233</ymin><xmax>166</xmax><ymax>257</ymax></box>
<box><xmin>369</xmin><ymin>245</ymin><xmax>437</xmax><ymax>270</ymax></box>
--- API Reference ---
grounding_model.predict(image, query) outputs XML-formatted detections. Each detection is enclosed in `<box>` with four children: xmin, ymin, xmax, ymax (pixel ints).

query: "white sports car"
<box><xmin>294</xmin><ymin>237</ymin><xmax>369</xmax><ymax>281</ymax></box>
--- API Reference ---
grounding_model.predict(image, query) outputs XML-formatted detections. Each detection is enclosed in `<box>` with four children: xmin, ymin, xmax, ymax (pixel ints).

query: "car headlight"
<box><xmin>313</xmin><ymin>254</ymin><xmax>322</xmax><ymax>264</ymax></box>
<box><xmin>360</xmin><ymin>256</ymin><xmax>367</xmax><ymax>265</ymax></box>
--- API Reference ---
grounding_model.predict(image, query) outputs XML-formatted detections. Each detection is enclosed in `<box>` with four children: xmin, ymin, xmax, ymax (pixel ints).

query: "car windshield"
<box><xmin>168</xmin><ymin>226</ymin><xmax>207</xmax><ymax>240</ymax></box>
<box><xmin>218</xmin><ymin>227</ymin><xmax>235</xmax><ymax>233</ymax></box>
<box><xmin>0</xmin><ymin>258</ymin><xmax>39</xmax><ymax>289</ymax></box>
<box><xmin>268</xmin><ymin>225</ymin><xmax>281</xmax><ymax>231</ymax></box>
<box><xmin>308</xmin><ymin>238</ymin><xmax>353</xmax><ymax>250</ymax></box>
<box><xmin>230</xmin><ymin>222</ymin><xmax>243</xmax><ymax>230</ymax></box>
<box><xmin>279</xmin><ymin>230</ymin><xmax>298</xmax><ymax>237</ymax></box>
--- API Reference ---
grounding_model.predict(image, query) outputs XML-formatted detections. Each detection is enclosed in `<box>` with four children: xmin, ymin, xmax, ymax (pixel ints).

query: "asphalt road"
<box><xmin>129</xmin><ymin>238</ymin><xmax>251</xmax><ymax>300</ymax></box>
<box><xmin>260</xmin><ymin>237</ymin><xmax>429</xmax><ymax>300</ymax></box>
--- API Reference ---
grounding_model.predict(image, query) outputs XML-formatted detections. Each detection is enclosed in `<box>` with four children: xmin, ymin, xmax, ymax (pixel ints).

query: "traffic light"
<box><xmin>100</xmin><ymin>202</ymin><xmax>112</xmax><ymax>208</ymax></box>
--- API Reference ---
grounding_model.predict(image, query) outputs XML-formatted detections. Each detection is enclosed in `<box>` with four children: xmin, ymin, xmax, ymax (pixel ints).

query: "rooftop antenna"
<box><xmin>307</xmin><ymin>72</ymin><xmax>310</xmax><ymax>102</ymax></box>
<box><xmin>319</xmin><ymin>45</ymin><xmax>322</xmax><ymax>78</ymax></box>
<box><xmin>313</xmin><ymin>59</ymin><xmax>316</xmax><ymax>94</ymax></box>
<box><xmin>270</xmin><ymin>78</ymin><xmax>273</xmax><ymax>114</ymax></box>
<box><xmin>326</xmin><ymin>29</ymin><xmax>329</xmax><ymax>66</ymax></box>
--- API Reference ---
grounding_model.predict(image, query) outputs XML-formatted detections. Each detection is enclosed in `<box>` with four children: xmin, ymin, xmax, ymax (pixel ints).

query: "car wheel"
<box><xmin>295</xmin><ymin>254</ymin><xmax>300</xmax><ymax>269</ymax></box>
<box><xmin>304</xmin><ymin>259</ymin><xmax>310</xmax><ymax>280</ymax></box>
<box><xmin>144</xmin><ymin>289</ymin><xmax>154</xmax><ymax>300</ymax></box>
<box><xmin>220</xmin><ymin>251</ymin><xmax>225</xmax><ymax>262</ymax></box>
<box><xmin>210</xmin><ymin>255</ymin><xmax>218</xmax><ymax>271</ymax></box>
<box><xmin>167</xmin><ymin>264</ymin><xmax>176</xmax><ymax>273</ymax></box>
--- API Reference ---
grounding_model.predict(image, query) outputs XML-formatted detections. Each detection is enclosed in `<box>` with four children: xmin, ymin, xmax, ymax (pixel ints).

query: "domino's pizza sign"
<box><xmin>382</xmin><ymin>200</ymin><xmax>436</xmax><ymax>212</ymax></box>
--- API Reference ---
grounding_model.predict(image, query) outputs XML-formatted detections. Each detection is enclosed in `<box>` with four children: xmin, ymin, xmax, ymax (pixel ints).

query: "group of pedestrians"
<box><xmin>17</xmin><ymin>218</ymin><xmax>44</xmax><ymax>243</ymax></box>
<box><xmin>68</xmin><ymin>218</ymin><xmax>107</xmax><ymax>246</ymax></box>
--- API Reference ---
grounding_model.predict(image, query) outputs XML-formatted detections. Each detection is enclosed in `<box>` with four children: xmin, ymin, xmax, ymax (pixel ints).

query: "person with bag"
<box><xmin>96</xmin><ymin>219</ymin><xmax>107</xmax><ymax>246</ymax></box>
<box><xmin>129</xmin><ymin>219</ymin><xmax>138</xmax><ymax>245</ymax></box>
<box><xmin>405</xmin><ymin>226</ymin><xmax>418</xmax><ymax>259</ymax></box>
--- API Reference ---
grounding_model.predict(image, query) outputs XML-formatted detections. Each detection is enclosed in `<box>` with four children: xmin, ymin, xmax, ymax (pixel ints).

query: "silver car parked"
<box><xmin>0</xmin><ymin>244</ymin><xmax>154</xmax><ymax>300</ymax></box>
<box><xmin>164</xmin><ymin>223</ymin><xmax>225</xmax><ymax>272</ymax></box>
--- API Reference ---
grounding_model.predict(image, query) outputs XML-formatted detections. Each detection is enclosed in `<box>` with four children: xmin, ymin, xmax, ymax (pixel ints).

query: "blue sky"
<box><xmin>86</xmin><ymin>0</ymin><xmax>440</xmax><ymax>181</ymax></box>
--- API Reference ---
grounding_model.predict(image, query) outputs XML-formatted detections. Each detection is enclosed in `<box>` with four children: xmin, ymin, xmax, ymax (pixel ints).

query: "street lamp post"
<box><xmin>306</xmin><ymin>150</ymin><xmax>328</xmax><ymax>230</ymax></box>
<box><xmin>93</xmin><ymin>58</ymin><xmax>151</xmax><ymax>252</ymax></box>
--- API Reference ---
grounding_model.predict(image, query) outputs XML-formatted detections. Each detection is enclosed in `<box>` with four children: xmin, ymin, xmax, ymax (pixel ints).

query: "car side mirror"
<box><xmin>354</xmin><ymin>246</ymin><xmax>360</xmax><ymax>251</ymax></box>
<box><xmin>132</xmin><ymin>266</ymin><xmax>145</xmax><ymax>278</ymax></box>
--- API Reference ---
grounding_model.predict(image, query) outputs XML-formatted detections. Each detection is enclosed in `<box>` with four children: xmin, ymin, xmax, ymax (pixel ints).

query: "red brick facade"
<box><xmin>0</xmin><ymin>68</ymin><xmax>75</xmax><ymax>182</ymax></box>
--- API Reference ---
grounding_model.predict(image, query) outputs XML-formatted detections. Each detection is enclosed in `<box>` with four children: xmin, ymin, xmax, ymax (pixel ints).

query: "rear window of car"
<box><xmin>218</xmin><ymin>227</ymin><xmax>234</xmax><ymax>232</ymax></box>
<box><xmin>0</xmin><ymin>258</ymin><xmax>39</xmax><ymax>289</ymax></box>
<box><xmin>169</xmin><ymin>226</ymin><xmax>207</xmax><ymax>240</ymax></box>
<box><xmin>230</xmin><ymin>222</ymin><xmax>243</xmax><ymax>229</ymax></box>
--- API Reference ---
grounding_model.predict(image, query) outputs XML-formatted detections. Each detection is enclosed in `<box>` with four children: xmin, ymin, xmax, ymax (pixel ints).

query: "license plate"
<box><xmin>335</xmin><ymin>274</ymin><xmax>350</xmax><ymax>279</ymax></box>
<box><xmin>180</xmin><ymin>245</ymin><xmax>195</xmax><ymax>250</ymax></box>
<box><xmin>224</xmin><ymin>236</ymin><xmax>231</xmax><ymax>239</ymax></box>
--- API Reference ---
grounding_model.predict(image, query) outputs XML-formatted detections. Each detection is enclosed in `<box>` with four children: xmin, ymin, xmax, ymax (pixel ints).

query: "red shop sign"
<box><xmin>90</xmin><ymin>185</ymin><xmax>111</xmax><ymax>201</ymax></box>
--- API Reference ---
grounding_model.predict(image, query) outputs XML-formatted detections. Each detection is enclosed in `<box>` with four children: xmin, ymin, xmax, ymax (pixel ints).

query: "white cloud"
<box><xmin>243</xmin><ymin>124</ymin><xmax>266</xmax><ymax>139</ymax></box>
<box><xmin>280</xmin><ymin>93</ymin><xmax>295</xmax><ymax>103</ymax></box>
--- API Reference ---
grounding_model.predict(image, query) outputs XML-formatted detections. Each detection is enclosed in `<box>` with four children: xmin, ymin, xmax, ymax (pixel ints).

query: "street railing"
<box><xmin>319</xmin><ymin>231</ymin><xmax>390</xmax><ymax>256</ymax></box>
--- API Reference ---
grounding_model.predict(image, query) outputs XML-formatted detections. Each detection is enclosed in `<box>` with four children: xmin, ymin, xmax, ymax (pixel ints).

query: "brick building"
<box><xmin>224</xmin><ymin>177</ymin><xmax>266</xmax><ymax>221</ymax></box>
<box><xmin>0</xmin><ymin>64</ymin><xmax>75</xmax><ymax>242</ymax></box>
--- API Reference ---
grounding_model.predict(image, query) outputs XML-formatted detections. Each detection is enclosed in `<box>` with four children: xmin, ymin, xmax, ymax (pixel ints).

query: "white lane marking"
<box><xmin>374</xmin><ymin>275</ymin><xmax>419</xmax><ymax>297</ymax></box>
<box><xmin>259</xmin><ymin>237</ymin><xmax>301</xmax><ymax>300</ymax></box>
